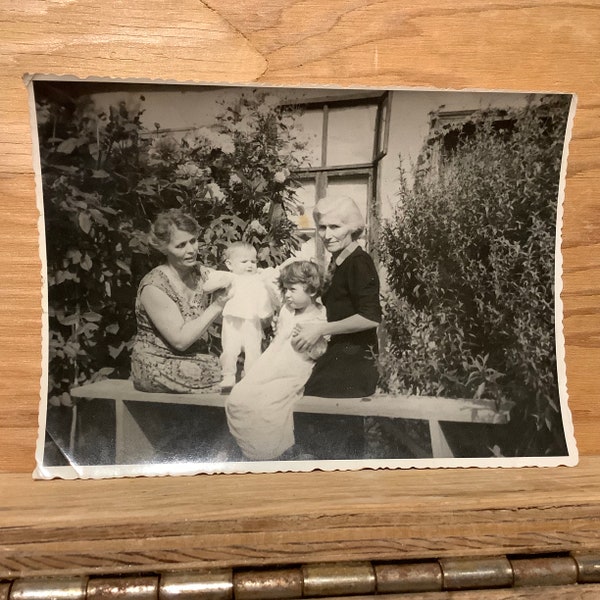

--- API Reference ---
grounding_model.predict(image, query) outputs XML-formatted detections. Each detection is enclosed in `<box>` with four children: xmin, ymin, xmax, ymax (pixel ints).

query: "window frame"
<box><xmin>289</xmin><ymin>91</ymin><xmax>391</xmax><ymax>256</ymax></box>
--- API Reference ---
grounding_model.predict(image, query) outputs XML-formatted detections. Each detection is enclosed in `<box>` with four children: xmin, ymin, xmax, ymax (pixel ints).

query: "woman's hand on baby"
<box><xmin>212</xmin><ymin>286</ymin><xmax>232</xmax><ymax>309</ymax></box>
<box><xmin>292</xmin><ymin>321</ymin><xmax>325</xmax><ymax>352</ymax></box>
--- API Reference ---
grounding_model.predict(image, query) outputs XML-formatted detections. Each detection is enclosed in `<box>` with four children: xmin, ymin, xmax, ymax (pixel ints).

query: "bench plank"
<box><xmin>72</xmin><ymin>379</ymin><xmax>227</xmax><ymax>407</ymax></box>
<box><xmin>70</xmin><ymin>379</ymin><xmax>513</xmax><ymax>462</ymax></box>
<box><xmin>70</xmin><ymin>379</ymin><xmax>511</xmax><ymax>424</ymax></box>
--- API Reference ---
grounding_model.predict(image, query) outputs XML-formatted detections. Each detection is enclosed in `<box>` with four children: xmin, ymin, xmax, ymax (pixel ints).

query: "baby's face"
<box><xmin>227</xmin><ymin>249</ymin><xmax>258</xmax><ymax>275</ymax></box>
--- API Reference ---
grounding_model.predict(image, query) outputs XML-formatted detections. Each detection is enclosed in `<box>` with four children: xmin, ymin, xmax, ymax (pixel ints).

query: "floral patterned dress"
<box><xmin>131</xmin><ymin>265</ymin><xmax>221</xmax><ymax>393</ymax></box>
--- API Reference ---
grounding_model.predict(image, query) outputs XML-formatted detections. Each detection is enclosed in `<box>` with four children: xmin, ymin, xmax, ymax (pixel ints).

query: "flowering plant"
<box><xmin>37</xmin><ymin>88</ymin><xmax>308</xmax><ymax>421</ymax></box>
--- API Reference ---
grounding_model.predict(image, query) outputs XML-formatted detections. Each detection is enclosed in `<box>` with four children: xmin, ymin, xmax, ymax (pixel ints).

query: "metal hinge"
<box><xmin>3</xmin><ymin>552</ymin><xmax>600</xmax><ymax>599</ymax></box>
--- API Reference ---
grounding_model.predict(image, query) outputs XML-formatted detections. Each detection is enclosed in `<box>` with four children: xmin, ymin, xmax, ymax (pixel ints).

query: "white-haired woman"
<box><xmin>292</xmin><ymin>195</ymin><xmax>381</xmax><ymax>458</ymax></box>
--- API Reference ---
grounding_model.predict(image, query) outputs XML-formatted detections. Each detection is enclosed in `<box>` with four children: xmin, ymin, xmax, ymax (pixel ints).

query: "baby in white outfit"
<box><xmin>204</xmin><ymin>242</ymin><xmax>277</xmax><ymax>390</ymax></box>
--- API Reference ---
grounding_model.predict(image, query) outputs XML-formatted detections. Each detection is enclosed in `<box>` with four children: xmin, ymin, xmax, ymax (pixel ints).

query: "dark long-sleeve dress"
<box><xmin>304</xmin><ymin>245</ymin><xmax>381</xmax><ymax>398</ymax></box>
<box><xmin>296</xmin><ymin>245</ymin><xmax>382</xmax><ymax>460</ymax></box>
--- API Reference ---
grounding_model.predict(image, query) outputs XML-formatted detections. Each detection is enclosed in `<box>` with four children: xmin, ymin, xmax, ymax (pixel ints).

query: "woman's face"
<box><xmin>316</xmin><ymin>212</ymin><xmax>354</xmax><ymax>254</ymax></box>
<box><xmin>164</xmin><ymin>227</ymin><xmax>199</xmax><ymax>270</ymax></box>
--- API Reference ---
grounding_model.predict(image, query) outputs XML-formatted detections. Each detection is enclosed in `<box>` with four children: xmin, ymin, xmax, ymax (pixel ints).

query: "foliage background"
<box><xmin>36</xmin><ymin>84</ymin><xmax>307</xmax><ymax>461</ymax></box>
<box><xmin>36</xmin><ymin>84</ymin><xmax>571</xmax><ymax>462</ymax></box>
<box><xmin>378</xmin><ymin>95</ymin><xmax>571</xmax><ymax>457</ymax></box>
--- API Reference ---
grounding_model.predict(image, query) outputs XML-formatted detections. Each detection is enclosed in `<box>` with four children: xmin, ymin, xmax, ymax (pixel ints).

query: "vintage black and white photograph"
<box><xmin>31</xmin><ymin>78</ymin><xmax>577</xmax><ymax>478</ymax></box>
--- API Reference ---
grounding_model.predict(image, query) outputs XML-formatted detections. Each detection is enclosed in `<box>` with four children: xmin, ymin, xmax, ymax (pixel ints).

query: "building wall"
<box><xmin>88</xmin><ymin>84</ymin><xmax>539</xmax><ymax>226</ymax></box>
<box><xmin>378</xmin><ymin>90</ymin><xmax>536</xmax><ymax>221</ymax></box>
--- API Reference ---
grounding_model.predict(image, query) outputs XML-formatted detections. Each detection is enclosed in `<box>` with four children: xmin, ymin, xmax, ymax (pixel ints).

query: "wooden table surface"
<box><xmin>1</xmin><ymin>456</ymin><xmax>600</xmax><ymax>575</ymax></box>
<box><xmin>1</xmin><ymin>0</ymin><xmax>600</xmax><ymax>590</ymax></box>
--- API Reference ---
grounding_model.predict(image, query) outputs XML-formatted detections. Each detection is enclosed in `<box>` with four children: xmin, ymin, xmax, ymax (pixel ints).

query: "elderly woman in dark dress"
<box><xmin>292</xmin><ymin>195</ymin><xmax>382</xmax><ymax>459</ymax></box>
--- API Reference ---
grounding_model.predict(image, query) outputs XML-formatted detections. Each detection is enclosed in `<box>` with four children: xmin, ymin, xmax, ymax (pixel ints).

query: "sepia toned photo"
<box><xmin>30</xmin><ymin>78</ymin><xmax>577</xmax><ymax>479</ymax></box>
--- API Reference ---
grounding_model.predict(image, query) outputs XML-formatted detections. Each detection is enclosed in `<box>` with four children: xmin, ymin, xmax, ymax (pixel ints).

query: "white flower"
<box><xmin>182</xmin><ymin>130</ymin><xmax>200</xmax><ymax>149</ymax></box>
<box><xmin>206</xmin><ymin>182</ymin><xmax>225</xmax><ymax>202</ymax></box>
<box><xmin>273</xmin><ymin>168</ymin><xmax>290</xmax><ymax>183</ymax></box>
<box><xmin>196</xmin><ymin>127</ymin><xmax>235</xmax><ymax>154</ymax></box>
<box><xmin>230</xmin><ymin>115</ymin><xmax>256</xmax><ymax>133</ymax></box>
<box><xmin>229</xmin><ymin>173</ymin><xmax>242</xmax><ymax>186</ymax></box>
<box><xmin>256</xmin><ymin>104</ymin><xmax>271</xmax><ymax>117</ymax></box>
<box><xmin>218</xmin><ymin>136</ymin><xmax>235</xmax><ymax>154</ymax></box>
<box><xmin>148</xmin><ymin>135</ymin><xmax>178</xmax><ymax>160</ymax></box>
<box><xmin>248</xmin><ymin>219</ymin><xmax>267</xmax><ymax>235</ymax></box>
<box><xmin>196</xmin><ymin>126</ymin><xmax>214</xmax><ymax>140</ymax></box>
<box><xmin>176</xmin><ymin>162</ymin><xmax>204</xmax><ymax>178</ymax></box>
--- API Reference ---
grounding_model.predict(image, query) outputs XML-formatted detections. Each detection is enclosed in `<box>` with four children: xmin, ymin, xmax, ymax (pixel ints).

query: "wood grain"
<box><xmin>1</xmin><ymin>0</ymin><xmax>600</xmax><ymax>583</ymax></box>
<box><xmin>2</xmin><ymin>456</ymin><xmax>600</xmax><ymax>577</ymax></box>
<box><xmin>1</xmin><ymin>0</ymin><xmax>598</xmax><ymax>472</ymax></box>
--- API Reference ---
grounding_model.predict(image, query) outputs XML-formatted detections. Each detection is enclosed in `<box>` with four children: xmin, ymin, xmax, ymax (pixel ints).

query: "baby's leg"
<box><xmin>240</xmin><ymin>318</ymin><xmax>263</xmax><ymax>376</ymax></box>
<box><xmin>220</xmin><ymin>316</ymin><xmax>243</xmax><ymax>388</ymax></box>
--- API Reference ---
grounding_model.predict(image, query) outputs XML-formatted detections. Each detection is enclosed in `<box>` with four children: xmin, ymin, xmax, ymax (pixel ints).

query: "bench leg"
<box><xmin>69</xmin><ymin>403</ymin><xmax>78</xmax><ymax>458</ymax></box>
<box><xmin>429</xmin><ymin>420</ymin><xmax>454</xmax><ymax>458</ymax></box>
<box><xmin>115</xmin><ymin>399</ymin><xmax>155</xmax><ymax>464</ymax></box>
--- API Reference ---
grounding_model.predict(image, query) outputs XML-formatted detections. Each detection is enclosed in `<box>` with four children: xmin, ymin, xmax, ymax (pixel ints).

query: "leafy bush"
<box><xmin>37</xmin><ymin>87</ymin><xmax>307</xmax><ymax>406</ymax></box>
<box><xmin>379</xmin><ymin>95</ymin><xmax>571</xmax><ymax>456</ymax></box>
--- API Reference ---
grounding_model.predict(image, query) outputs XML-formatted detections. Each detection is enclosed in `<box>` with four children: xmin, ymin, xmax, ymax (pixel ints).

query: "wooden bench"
<box><xmin>69</xmin><ymin>379</ymin><xmax>512</xmax><ymax>463</ymax></box>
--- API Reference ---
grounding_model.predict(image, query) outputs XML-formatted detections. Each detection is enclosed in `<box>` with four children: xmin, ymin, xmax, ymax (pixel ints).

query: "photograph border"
<box><xmin>29</xmin><ymin>75</ymin><xmax>579</xmax><ymax>479</ymax></box>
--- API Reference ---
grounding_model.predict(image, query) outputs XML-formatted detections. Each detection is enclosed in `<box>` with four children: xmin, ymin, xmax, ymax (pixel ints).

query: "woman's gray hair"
<box><xmin>148</xmin><ymin>208</ymin><xmax>201</xmax><ymax>252</ymax></box>
<box><xmin>313</xmin><ymin>195</ymin><xmax>366</xmax><ymax>240</ymax></box>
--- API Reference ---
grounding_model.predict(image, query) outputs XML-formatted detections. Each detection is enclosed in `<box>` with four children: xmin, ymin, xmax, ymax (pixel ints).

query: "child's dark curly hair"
<box><xmin>279</xmin><ymin>260</ymin><xmax>323</xmax><ymax>296</ymax></box>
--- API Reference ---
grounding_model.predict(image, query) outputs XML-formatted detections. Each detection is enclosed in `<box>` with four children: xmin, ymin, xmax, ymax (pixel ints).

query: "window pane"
<box><xmin>326</xmin><ymin>176</ymin><xmax>369</xmax><ymax>230</ymax></box>
<box><xmin>327</xmin><ymin>105</ymin><xmax>377</xmax><ymax>166</ymax></box>
<box><xmin>294</xmin><ymin>109</ymin><xmax>323</xmax><ymax>167</ymax></box>
<box><xmin>292</xmin><ymin>175</ymin><xmax>371</xmax><ymax>260</ymax></box>
<box><xmin>294</xmin><ymin>234</ymin><xmax>318</xmax><ymax>261</ymax></box>
<box><xmin>291</xmin><ymin>179</ymin><xmax>317</xmax><ymax>231</ymax></box>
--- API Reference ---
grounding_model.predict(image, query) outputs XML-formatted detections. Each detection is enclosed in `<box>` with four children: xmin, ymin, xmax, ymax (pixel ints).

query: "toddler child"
<box><xmin>203</xmin><ymin>242</ymin><xmax>278</xmax><ymax>391</ymax></box>
<box><xmin>225</xmin><ymin>260</ymin><xmax>327</xmax><ymax>461</ymax></box>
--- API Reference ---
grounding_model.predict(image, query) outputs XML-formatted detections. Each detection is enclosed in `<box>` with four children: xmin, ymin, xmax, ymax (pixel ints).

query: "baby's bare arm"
<box><xmin>203</xmin><ymin>270</ymin><xmax>233</xmax><ymax>293</ymax></box>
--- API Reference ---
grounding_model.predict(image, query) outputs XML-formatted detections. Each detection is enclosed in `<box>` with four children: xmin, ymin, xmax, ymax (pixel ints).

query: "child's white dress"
<box><xmin>226</xmin><ymin>303</ymin><xmax>327</xmax><ymax>461</ymax></box>
<box><xmin>203</xmin><ymin>269</ymin><xmax>280</xmax><ymax>386</ymax></box>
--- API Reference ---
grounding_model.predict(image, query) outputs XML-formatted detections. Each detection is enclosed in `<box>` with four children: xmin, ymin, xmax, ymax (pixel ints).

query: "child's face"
<box><xmin>283</xmin><ymin>283</ymin><xmax>314</xmax><ymax>312</ymax></box>
<box><xmin>226</xmin><ymin>248</ymin><xmax>258</xmax><ymax>275</ymax></box>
